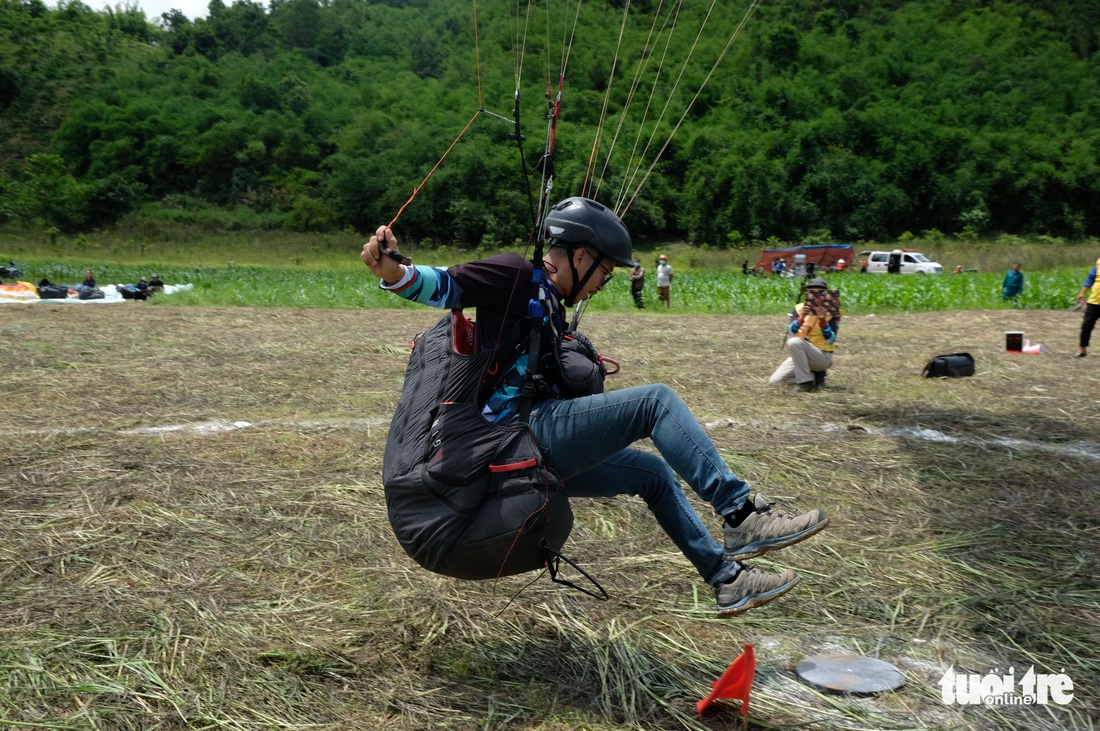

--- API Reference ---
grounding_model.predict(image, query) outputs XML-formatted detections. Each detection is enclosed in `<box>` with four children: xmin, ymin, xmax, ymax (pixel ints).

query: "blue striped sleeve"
<box><xmin>381</xmin><ymin>265</ymin><xmax>463</xmax><ymax>309</ymax></box>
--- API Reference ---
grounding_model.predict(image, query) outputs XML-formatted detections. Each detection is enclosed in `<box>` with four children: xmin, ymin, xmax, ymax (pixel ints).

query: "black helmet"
<box><xmin>544</xmin><ymin>197</ymin><xmax>634</xmax><ymax>267</ymax></box>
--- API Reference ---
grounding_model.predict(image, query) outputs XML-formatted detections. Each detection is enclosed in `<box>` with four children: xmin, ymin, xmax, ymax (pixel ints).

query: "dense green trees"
<box><xmin>1</xmin><ymin>0</ymin><xmax>1097</xmax><ymax>245</ymax></box>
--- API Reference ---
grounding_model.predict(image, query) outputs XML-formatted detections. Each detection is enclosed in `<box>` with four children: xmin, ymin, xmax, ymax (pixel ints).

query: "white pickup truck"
<box><xmin>859</xmin><ymin>249</ymin><xmax>943</xmax><ymax>274</ymax></box>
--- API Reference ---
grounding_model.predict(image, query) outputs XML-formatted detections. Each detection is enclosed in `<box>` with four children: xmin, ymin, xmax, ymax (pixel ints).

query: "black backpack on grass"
<box><xmin>36</xmin><ymin>279</ymin><xmax>69</xmax><ymax>299</ymax></box>
<box><xmin>922</xmin><ymin>352</ymin><xmax>975</xmax><ymax>378</ymax></box>
<box><xmin>383</xmin><ymin>310</ymin><xmax>574</xmax><ymax>581</ymax></box>
<box><xmin>77</xmin><ymin>285</ymin><xmax>105</xmax><ymax>300</ymax></box>
<box><xmin>119</xmin><ymin>284</ymin><xmax>148</xmax><ymax>300</ymax></box>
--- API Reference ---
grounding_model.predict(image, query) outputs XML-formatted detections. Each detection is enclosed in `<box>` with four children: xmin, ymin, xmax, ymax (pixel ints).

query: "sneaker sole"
<box><xmin>723</xmin><ymin>515</ymin><xmax>830</xmax><ymax>562</ymax></box>
<box><xmin>715</xmin><ymin>574</ymin><xmax>801</xmax><ymax>618</ymax></box>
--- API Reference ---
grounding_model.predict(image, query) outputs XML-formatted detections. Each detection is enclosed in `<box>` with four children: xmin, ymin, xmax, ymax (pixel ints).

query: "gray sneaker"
<box><xmin>715</xmin><ymin>566</ymin><xmax>800</xmax><ymax>618</ymax></box>
<box><xmin>723</xmin><ymin>494</ymin><xmax>829</xmax><ymax>562</ymax></box>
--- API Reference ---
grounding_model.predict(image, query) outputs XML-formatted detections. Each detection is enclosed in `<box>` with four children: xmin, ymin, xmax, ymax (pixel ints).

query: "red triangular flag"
<box><xmin>697</xmin><ymin>644</ymin><xmax>755</xmax><ymax>715</ymax></box>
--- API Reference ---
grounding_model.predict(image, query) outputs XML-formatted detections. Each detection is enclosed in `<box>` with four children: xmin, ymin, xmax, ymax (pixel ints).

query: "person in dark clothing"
<box><xmin>1001</xmin><ymin>262</ymin><xmax>1024</xmax><ymax>303</ymax></box>
<box><xmin>629</xmin><ymin>260</ymin><xmax>645</xmax><ymax>309</ymax></box>
<box><xmin>361</xmin><ymin>196</ymin><xmax>828</xmax><ymax>618</ymax></box>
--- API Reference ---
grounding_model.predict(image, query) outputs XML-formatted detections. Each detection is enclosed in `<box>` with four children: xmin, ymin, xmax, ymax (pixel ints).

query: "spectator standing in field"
<box><xmin>1001</xmin><ymin>262</ymin><xmax>1024</xmax><ymax>304</ymax></box>
<box><xmin>82</xmin><ymin>269</ymin><xmax>96</xmax><ymax>288</ymax></box>
<box><xmin>656</xmin><ymin>254</ymin><xmax>674</xmax><ymax>308</ymax></box>
<box><xmin>629</xmin><ymin>260</ymin><xmax>646</xmax><ymax>309</ymax></box>
<box><xmin>1073</xmin><ymin>256</ymin><xmax>1100</xmax><ymax>358</ymax></box>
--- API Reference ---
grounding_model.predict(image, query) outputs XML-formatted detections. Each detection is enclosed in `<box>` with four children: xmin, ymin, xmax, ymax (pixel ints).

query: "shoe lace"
<box><xmin>717</xmin><ymin>563</ymin><xmax>754</xmax><ymax>591</ymax></box>
<box><xmin>726</xmin><ymin>497</ymin><xmax>799</xmax><ymax>528</ymax></box>
<box><xmin>731</xmin><ymin>564</ymin><xmax>774</xmax><ymax>591</ymax></box>
<box><xmin>756</xmin><ymin>499</ymin><xmax>793</xmax><ymax>517</ymax></box>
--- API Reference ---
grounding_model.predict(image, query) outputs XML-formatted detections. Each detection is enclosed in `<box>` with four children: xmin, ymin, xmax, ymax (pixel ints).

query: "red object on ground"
<box><xmin>697</xmin><ymin>644</ymin><xmax>755</xmax><ymax>715</ymax></box>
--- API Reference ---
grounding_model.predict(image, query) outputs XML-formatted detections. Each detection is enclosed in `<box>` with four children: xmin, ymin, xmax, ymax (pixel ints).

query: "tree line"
<box><xmin>1</xmin><ymin>0</ymin><xmax>1098</xmax><ymax>247</ymax></box>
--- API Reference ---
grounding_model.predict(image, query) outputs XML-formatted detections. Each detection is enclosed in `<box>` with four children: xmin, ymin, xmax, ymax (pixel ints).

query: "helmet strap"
<box><xmin>549</xmin><ymin>239</ymin><xmax>604</xmax><ymax>307</ymax></box>
<box><xmin>564</xmin><ymin>247</ymin><xmax>604</xmax><ymax>307</ymax></box>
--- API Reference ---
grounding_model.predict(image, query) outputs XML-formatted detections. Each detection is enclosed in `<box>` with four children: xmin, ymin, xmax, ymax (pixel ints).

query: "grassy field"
<box><xmin>1</xmin><ymin>303</ymin><xmax>1097</xmax><ymax>730</ymax></box>
<box><xmin>3</xmin><ymin>225</ymin><xmax>1099</xmax><ymax>313</ymax></box>
<box><xmin>1</xmin><ymin>253</ymin><xmax>1094</xmax><ymax>314</ymax></box>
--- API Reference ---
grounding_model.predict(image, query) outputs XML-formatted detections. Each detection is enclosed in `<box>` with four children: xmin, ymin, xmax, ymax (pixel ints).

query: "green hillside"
<box><xmin>1</xmin><ymin>0</ymin><xmax>1098</xmax><ymax>245</ymax></box>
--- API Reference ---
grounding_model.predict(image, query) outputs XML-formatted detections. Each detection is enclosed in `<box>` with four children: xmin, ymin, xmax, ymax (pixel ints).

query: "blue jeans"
<box><xmin>528</xmin><ymin>383</ymin><xmax>750</xmax><ymax>586</ymax></box>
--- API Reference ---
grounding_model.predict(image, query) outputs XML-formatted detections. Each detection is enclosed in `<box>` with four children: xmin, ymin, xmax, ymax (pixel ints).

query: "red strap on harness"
<box><xmin>489</xmin><ymin>458</ymin><xmax>538</xmax><ymax>473</ymax></box>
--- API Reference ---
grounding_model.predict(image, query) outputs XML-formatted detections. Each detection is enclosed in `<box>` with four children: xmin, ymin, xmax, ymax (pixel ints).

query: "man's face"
<box><xmin>573</xmin><ymin>247</ymin><xmax>615</xmax><ymax>301</ymax></box>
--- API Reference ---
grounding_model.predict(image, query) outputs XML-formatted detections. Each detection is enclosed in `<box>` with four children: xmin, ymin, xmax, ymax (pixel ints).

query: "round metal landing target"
<box><xmin>796</xmin><ymin>653</ymin><xmax>905</xmax><ymax>696</ymax></box>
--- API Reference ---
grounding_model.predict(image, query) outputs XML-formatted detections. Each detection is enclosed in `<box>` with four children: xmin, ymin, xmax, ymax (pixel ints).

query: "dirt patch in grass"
<box><xmin>1</xmin><ymin>304</ymin><xmax>1097</xmax><ymax>730</ymax></box>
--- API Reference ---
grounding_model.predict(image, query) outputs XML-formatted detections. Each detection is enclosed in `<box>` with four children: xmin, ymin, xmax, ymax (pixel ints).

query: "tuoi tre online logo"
<box><xmin>939</xmin><ymin>666</ymin><xmax>1074</xmax><ymax>706</ymax></box>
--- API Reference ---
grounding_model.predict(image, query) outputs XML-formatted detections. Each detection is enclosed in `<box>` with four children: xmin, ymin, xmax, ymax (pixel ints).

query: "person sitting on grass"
<box><xmin>361</xmin><ymin>197</ymin><xmax>829</xmax><ymax>618</ymax></box>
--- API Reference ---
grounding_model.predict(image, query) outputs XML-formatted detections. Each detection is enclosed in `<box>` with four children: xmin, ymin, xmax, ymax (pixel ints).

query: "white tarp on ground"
<box><xmin>0</xmin><ymin>283</ymin><xmax>194</xmax><ymax>304</ymax></box>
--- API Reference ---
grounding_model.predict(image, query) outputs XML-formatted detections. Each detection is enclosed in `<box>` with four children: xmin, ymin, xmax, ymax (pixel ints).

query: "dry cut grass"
<box><xmin>1</xmin><ymin>304</ymin><xmax>1097</xmax><ymax>730</ymax></box>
